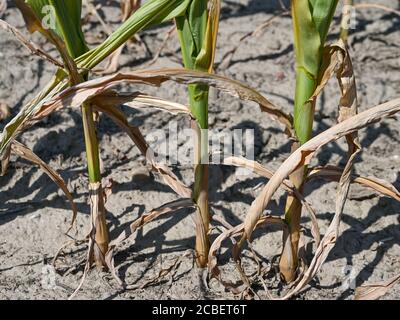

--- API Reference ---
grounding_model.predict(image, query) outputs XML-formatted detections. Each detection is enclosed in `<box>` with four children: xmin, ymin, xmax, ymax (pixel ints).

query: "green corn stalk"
<box><xmin>176</xmin><ymin>0</ymin><xmax>220</xmax><ymax>267</ymax></box>
<box><xmin>23</xmin><ymin>0</ymin><xmax>109</xmax><ymax>266</ymax></box>
<box><xmin>279</xmin><ymin>0</ymin><xmax>338</xmax><ymax>282</ymax></box>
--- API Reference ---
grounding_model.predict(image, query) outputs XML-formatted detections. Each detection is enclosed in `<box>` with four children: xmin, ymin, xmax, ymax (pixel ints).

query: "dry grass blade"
<box><xmin>222</xmin><ymin>156</ymin><xmax>320</xmax><ymax>245</ymax></box>
<box><xmin>105</xmin><ymin>199</ymin><xmax>195</xmax><ymax>285</ymax></box>
<box><xmin>84</xmin><ymin>0</ymin><xmax>113</xmax><ymax>36</ymax></box>
<box><xmin>307</xmin><ymin>166</ymin><xmax>400</xmax><ymax>202</ymax></box>
<box><xmin>121</xmin><ymin>0</ymin><xmax>141</xmax><ymax>22</ymax></box>
<box><xmin>0</xmin><ymin>144</ymin><xmax>11</xmax><ymax>175</ymax></box>
<box><xmin>91</xmin><ymin>91</ymin><xmax>191</xmax><ymax>115</ymax></box>
<box><xmin>354</xmin><ymin>3</ymin><xmax>400</xmax><ymax>17</ymax></box>
<box><xmin>94</xmin><ymin>102</ymin><xmax>192</xmax><ymax>198</ymax></box>
<box><xmin>0</xmin><ymin>19</ymin><xmax>63</xmax><ymax>67</ymax></box>
<box><xmin>10</xmin><ymin>141</ymin><xmax>78</xmax><ymax>232</ymax></box>
<box><xmin>355</xmin><ymin>273</ymin><xmax>400</xmax><ymax>300</ymax></box>
<box><xmin>24</xmin><ymin>68</ymin><xmax>293</xmax><ymax>136</ymax></box>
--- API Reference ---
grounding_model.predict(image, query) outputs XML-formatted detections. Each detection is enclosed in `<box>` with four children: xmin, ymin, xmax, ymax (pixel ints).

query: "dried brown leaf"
<box><xmin>222</xmin><ymin>156</ymin><xmax>320</xmax><ymax>245</ymax></box>
<box><xmin>307</xmin><ymin>166</ymin><xmax>400</xmax><ymax>202</ymax></box>
<box><xmin>0</xmin><ymin>19</ymin><xmax>63</xmax><ymax>67</ymax></box>
<box><xmin>91</xmin><ymin>91</ymin><xmax>191</xmax><ymax>115</ymax></box>
<box><xmin>355</xmin><ymin>274</ymin><xmax>400</xmax><ymax>300</ymax></box>
<box><xmin>94</xmin><ymin>103</ymin><xmax>192</xmax><ymax>198</ymax></box>
<box><xmin>26</xmin><ymin>68</ymin><xmax>293</xmax><ymax>137</ymax></box>
<box><xmin>10</xmin><ymin>141</ymin><xmax>78</xmax><ymax>232</ymax></box>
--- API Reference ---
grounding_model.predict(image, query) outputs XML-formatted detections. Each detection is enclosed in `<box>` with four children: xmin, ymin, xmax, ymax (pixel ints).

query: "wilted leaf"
<box><xmin>24</xmin><ymin>68</ymin><xmax>293</xmax><ymax>135</ymax></box>
<box><xmin>222</xmin><ymin>156</ymin><xmax>320</xmax><ymax>245</ymax></box>
<box><xmin>307</xmin><ymin>166</ymin><xmax>400</xmax><ymax>202</ymax></box>
<box><xmin>94</xmin><ymin>102</ymin><xmax>192</xmax><ymax>198</ymax></box>
<box><xmin>10</xmin><ymin>141</ymin><xmax>78</xmax><ymax>232</ymax></box>
<box><xmin>355</xmin><ymin>273</ymin><xmax>400</xmax><ymax>300</ymax></box>
<box><xmin>0</xmin><ymin>19</ymin><xmax>63</xmax><ymax>67</ymax></box>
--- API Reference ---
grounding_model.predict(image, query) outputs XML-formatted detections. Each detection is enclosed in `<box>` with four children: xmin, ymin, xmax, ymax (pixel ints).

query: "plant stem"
<box><xmin>190</xmin><ymin>83</ymin><xmax>210</xmax><ymax>267</ymax></box>
<box><xmin>340</xmin><ymin>0</ymin><xmax>354</xmax><ymax>42</ymax></box>
<box><xmin>279</xmin><ymin>0</ymin><xmax>339</xmax><ymax>283</ymax></box>
<box><xmin>81</xmin><ymin>103</ymin><xmax>109</xmax><ymax>267</ymax></box>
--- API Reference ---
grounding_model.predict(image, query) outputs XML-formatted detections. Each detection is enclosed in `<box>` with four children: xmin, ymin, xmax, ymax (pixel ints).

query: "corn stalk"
<box><xmin>19</xmin><ymin>0</ymin><xmax>109</xmax><ymax>267</ymax></box>
<box><xmin>279</xmin><ymin>0</ymin><xmax>338</xmax><ymax>282</ymax></box>
<box><xmin>175</xmin><ymin>0</ymin><xmax>220</xmax><ymax>267</ymax></box>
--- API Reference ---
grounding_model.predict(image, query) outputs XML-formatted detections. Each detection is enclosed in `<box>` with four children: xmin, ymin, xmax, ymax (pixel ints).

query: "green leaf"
<box><xmin>76</xmin><ymin>0</ymin><xmax>192</xmax><ymax>70</ymax></box>
<box><xmin>311</xmin><ymin>0</ymin><xmax>339</xmax><ymax>44</ymax></box>
<box><xmin>25</xmin><ymin>0</ymin><xmax>88</xmax><ymax>58</ymax></box>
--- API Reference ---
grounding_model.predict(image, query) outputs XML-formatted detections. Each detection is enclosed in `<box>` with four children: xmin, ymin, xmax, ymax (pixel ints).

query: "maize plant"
<box><xmin>0</xmin><ymin>0</ymin><xmax>226</xmax><ymax>270</ymax></box>
<box><xmin>175</xmin><ymin>0</ymin><xmax>220</xmax><ymax>267</ymax></box>
<box><xmin>279</xmin><ymin>0</ymin><xmax>339</xmax><ymax>283</ymax></box>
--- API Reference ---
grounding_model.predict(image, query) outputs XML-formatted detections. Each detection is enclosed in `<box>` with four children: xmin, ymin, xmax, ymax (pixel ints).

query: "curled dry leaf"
<box><xmin>0</xmin><ymin>68</ymin><xmax>293</xmax><ymax>163</ymax></box>
<box><xmin>91</xmin><ymin>91</ymin><xmax>191</xmax><ymax>115</ymax></box>
<box><xmin>355</xmin><ymin>273</ymin><xmax>400</xmax><ymax>300</ymax></box>
<box><xmin>10</xmin><ymin>141</ymin><xmax>78</xmax><ymax>232</ymax></box>
<box><xmin>307</xmin><ymin>166</ymin><xmax>400</xmax><ymax>202</ymax></box>
<box><xmin>105</xmin><ymin>198</ymin><xmax>195</xmax><ymax>286</ymax></box>
<box><xmin>222</xmin><ymin>156</ymin><xmax>320</xmax><ymax>246</ymax></box>
<box><xmin>0</xmin><ymin>19</ymin><xmax>63</xmax><ymax>67</ymax></box>
<box><xmin>25</xmin><ymin>68</ymin><xmax>293</xmax><ymax>136</ymax></box>
<box><xmin>94</xmin><ymin>101</ymin><xmax>192</xmax><ymax>198</ymax></box>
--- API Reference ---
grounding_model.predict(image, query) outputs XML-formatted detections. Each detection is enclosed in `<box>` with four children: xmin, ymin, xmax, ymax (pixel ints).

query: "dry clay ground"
<box><xmin>0</xmin><ymin>0</ymin><xmax>399</xmax><ymax>300</ymax></box>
